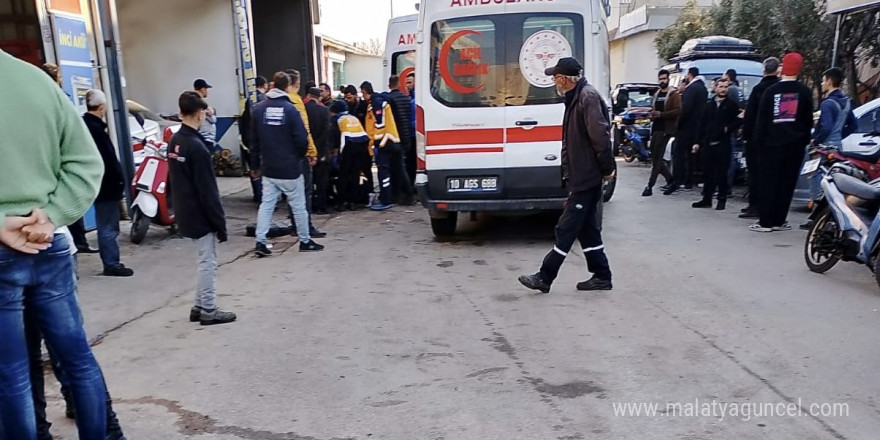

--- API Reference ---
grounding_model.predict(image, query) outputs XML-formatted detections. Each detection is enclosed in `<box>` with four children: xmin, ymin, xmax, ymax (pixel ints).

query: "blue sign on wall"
<box><xmin>52</xmin><ymin>12</ymin><xmax>98</xmax><ymax>230</ymax></box>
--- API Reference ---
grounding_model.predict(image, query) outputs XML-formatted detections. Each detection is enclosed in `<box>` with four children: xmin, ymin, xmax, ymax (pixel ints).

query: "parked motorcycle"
<box><xmin>620</xmin><ymin>124</ymin><xmax>651</xmax><ymax>163</ymax></box>
<box><xmin>130</xmin><ymin>141</ymin><xmax>175</xmax><ymax>244</ymax></box>
<box><xmin>804</xmin><ymin>165</ymin><xmax>880</xmax><ymax>288</ymax></box>
<box><xmin>802</xmin><ymin>138</ymin><xmax>880</xmax><ymax>226</ymax></box>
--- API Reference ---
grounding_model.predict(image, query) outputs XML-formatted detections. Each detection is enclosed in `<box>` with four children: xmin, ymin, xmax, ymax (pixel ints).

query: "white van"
<box><xmin>414</xmin><ymin>0</ymin><xmax>612</xmax><ymax>237</ymax></box>
<box><xmin>384</xmin><ymin>14</ymin><xmax>419</xmax><ymax>84</ymax></box>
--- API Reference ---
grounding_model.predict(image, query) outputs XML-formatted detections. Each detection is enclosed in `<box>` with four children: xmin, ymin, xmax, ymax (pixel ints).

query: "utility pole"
<box><xmin>391</xmin><ymin>0</ymin><xmax>394</xmax><ymax>18</ymax></box>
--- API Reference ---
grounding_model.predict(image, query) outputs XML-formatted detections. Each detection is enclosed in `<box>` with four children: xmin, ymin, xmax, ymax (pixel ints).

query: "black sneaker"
<box><xmin>518</xmin><ymin>273</ymin><xmax>550</xmax><ymax>293</ymax></box>
<box><xmin>663</xmin><ymin>185</ymin><xmax>679</xmax><ymax>195</ymax></box>
<box><xmin>189</xmin><ymin>306</ymin><xmax>203</xmax><ymax>322</ymax></box>
<box><xmin>255</xmin><ymin>242</ymin><xmax>272</xmax><ymax>257</ymax></box>
<box><xmin>199</xmin><ymin>309</ymin><xmax>236</xmax><ymax>326</ymax></box>
<box><xmin>738</xmin><ymin>208</ymin><xmax>759</xmax><ymax>219</ymax></box>
<box><xmin>576</xmin><ymin>277</ymin><xmax>613</xmax><ymax>291</ymax></box>
<box><xmin>76</xmin><ymin>244</ymin><xmax>99</xmax><ymax>254</ymax></box>
<box><xmin>103</xmin><ymin>265</ymin><xmax>134</xmax><ymax>277</ymax></box>
<box><xmin>715</xmin><ymin>199</ymin><xmax>726</xmax><ymax>211</ymax></box>
<box><xmin>799</xmin><ymin>220</ymin><xmax>814</xmax><ymax>230</ymax></box>
<box><xmin>309</xmin><ymin>228</ymin><xmax>328</xmax><ymax>238</ymax></box>
<box><xmin>641</xmin><ymin>187</ymin><xmax>653</xmax><ymax>197</ymax></box>
<box><xmin>300</xmin><ymin>240</ymin><xmax>325</xmax><ymax>252</ymax></box>
<box><xmin>692</xmin><ymin>199</ymin><xmax>712</xmax><ymax>208</ymax></box>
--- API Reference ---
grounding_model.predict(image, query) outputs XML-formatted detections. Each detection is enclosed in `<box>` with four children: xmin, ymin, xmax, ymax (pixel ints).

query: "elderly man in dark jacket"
<box><xmin>83</xmin><ymin>89</ymin><xmax>133</xmax><ymax>277</ymax></box>
<box><xmin>519</xmin><ymin>58</ymin><xmax>616</xmax><ymax>293</ymax></box>
<box><xmin>385</xmin><ymin>74</ymin><xmax>415</xmax><ymax>205</ymax></box>
<box><xmin>739</xmin><ymin>57</ymin><xmax>781</xmax><ymax>219</ymax></box>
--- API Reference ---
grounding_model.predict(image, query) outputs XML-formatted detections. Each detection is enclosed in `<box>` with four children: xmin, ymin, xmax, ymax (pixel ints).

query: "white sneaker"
<box><xmin>749</xmin><ymin>223</ymin><xmax>774</xmax><ymax>233</ymax></box>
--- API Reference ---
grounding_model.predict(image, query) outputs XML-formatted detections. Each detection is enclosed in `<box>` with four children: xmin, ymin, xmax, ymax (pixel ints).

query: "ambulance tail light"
<box><xmin>416</xmin><ymin>104</ymin><xmax>426</xmax><ymax>172</ymax></box>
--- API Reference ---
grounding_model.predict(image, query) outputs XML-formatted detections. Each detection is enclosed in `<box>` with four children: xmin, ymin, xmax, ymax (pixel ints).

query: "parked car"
<box><xmin>793</xmin><ymin>97</ymin><xmax>880</xmax><ymax>208</ymax></box>
<box><xmin>610</xmin><ymin>83</ymin><xmax>658</xmax><ymax>156</ymax></box>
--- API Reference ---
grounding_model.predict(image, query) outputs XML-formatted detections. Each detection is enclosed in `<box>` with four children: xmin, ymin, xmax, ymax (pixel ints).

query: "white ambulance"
<box><xmin>384</xmin><ymin>14</ymin><xmax>419</xmax><ymax>84</ymax></box>
<box><xmin>414</xmin><ymin>0</ymin><xmax>613</xmax><ymax>237</ymax></box>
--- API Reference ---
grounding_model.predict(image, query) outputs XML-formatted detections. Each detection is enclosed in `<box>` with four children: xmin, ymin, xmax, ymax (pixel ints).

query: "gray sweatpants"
<box><xmin>195</xmin><ymin>232</ymin><xmax>218</xmax><ymax>310</ymax></box>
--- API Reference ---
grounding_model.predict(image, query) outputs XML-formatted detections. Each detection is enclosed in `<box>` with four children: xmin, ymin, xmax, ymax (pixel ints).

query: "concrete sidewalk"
<box><xmin>74</xmin><ymin>175</ymin><xmax>264</xmax><ymax>344</ymax></box>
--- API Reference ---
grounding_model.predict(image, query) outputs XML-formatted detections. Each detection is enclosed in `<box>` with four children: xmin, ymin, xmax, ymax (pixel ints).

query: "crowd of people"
<box><xmin>641</xmin><ymin>53</ymin><xmax>857</xmax><ymax>232</ymax></box>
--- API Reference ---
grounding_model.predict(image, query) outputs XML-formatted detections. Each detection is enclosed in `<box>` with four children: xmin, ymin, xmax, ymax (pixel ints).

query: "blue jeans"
<box><xmin>256</xmin><ymin>176</ymin><xmax>310</xmax><ymax>244</ymax></box>
<box><xmin>94</xmin><ymin>199</ymin><xmax>121</xmax><ymax>269</ymax></box>
<box><xmin>0</xmin><ymin>234</ymin><xmax>107</xmax><ymax>440</ymax></box>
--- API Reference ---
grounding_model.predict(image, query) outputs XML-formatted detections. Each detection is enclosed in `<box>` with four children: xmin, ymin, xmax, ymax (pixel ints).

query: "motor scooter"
<box><xmin>620</xmin><ymin>124</ymin><xmax>651</xmax><ymax>163</ymax></box>
<box><xmin>130</xmin><ymin>141</ymin><xmax>175</xmax><ymax>244</ymax></box>
<box><xmin>804</xmin><ymin>165</ymin><xmax>880</xmax><ymax>289</ymax></box>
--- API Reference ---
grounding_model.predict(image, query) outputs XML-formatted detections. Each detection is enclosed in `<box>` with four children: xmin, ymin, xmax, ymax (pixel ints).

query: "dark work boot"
<box><xmin>715</xmin><ymin>199</ymin><xmax>726</xmax><ymax>211</ymax></box>
<box><xmin>200</xmin><ymin>309</ymin><xmax>237</xmax><ymax>326</ymax></box>
<box><xmin>692</xmin><ymin>199</ymin><xmax>712</xmax><ymax>208</ymax></box>
<box><xmin>641</xmin><ymin>187</ymin><xmax>653</xmax><ymax>197</ymax></box>
<box><xmin>189</xmin><ymin>306</ymin><xmax>203</xmax><ymax>323</ymax></box>
<box><xmin>576</xmin><ymin>277</ymin><xmax>613</xmax><ymax>291</ymax></box>
<box><xmin>518</xmin><ymin>273</ymin><xmax>550</xmax><ymax>293</ymax></box>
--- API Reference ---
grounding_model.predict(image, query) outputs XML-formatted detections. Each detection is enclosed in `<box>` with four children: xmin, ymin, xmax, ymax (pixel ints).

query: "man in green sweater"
<box><xmin>0</xmin><ymin>49</ymin><xmax>111</xmax><ymax>440</ymax></box>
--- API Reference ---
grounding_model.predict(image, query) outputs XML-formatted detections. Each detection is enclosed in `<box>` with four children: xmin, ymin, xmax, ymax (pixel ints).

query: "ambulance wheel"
<box><xmin>430</xmin><ymin>212</ymin><xmax>458</xmax><ymax>237</ymax></box>
<box><xmin>130</xmin><ymin>207</ymin><xmax>151</xmax><ymax>244</ymax></box>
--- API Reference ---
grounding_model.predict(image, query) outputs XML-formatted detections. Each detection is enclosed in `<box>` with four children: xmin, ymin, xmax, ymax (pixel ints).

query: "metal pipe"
<box><xmin>831</xmin><ymin>13</ymin><xmax>842</xmax><ymax>68</ymax></box>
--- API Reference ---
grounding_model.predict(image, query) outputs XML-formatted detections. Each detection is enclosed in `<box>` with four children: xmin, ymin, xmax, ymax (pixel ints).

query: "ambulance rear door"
<box><xmin>502</xmin><ymin>8</ymin><xmax>586</xmax><ymax>199</ymax></box>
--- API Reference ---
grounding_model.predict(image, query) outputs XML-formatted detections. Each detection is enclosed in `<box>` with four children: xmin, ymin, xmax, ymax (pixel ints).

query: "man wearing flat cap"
<box><xmin>519</xmin><ymin>57</ymin><xmax>616</xmax><ymax>294</ymax></box>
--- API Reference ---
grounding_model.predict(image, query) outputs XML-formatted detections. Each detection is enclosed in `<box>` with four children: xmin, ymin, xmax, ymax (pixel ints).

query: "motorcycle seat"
<box><xmin>839</xmin><ymin>144</ymin><xmax>880</xmax><ymax>163</ymax></box>
<box><xmin>832</xmin><ymin>173</ymin><xmax>880</xmax><ymax>200</ymax></box>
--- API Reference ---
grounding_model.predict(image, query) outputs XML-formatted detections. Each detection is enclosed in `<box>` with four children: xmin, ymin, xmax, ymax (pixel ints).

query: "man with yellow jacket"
<box><xmin>361</xmin><ymin>81</ymin><xmax>401</xmax><ymax>210</ymax></box>
<box><xmin>284</xmin><ymin>70</ymin><xmax>326</xmax><ymax>238</ymax></box>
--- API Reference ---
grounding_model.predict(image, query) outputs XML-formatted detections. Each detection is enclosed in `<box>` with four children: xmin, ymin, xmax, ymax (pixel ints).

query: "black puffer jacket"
<box><xmin>385</xmin><ymin>89</ymin><xmax>414</xmax><ymax>142</ymax></box>
<box><xmin>561</xmin><ymin>78</ymin><xmax>615</xmax><ymax>193</ymax></box>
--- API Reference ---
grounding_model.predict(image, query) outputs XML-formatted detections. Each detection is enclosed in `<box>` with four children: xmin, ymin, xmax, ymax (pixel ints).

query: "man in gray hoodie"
<box><xmin>194</xmin><ymin>78</ymin><xmax>218</xmax><ymax>150</ymax></box>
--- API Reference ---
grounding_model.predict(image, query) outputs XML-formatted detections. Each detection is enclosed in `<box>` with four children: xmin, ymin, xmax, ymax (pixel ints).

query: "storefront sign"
<box><xmin>233</xmin><ymin>0</ymin><xmax>257</xmax><ymax>104</ymax></box>
<box><xmin>51</xmin><ymin>13</ymin><xmax>94</xmax><ymax>114</ymax></box>
<box><xmin>438</xmin><ymin>29</ymin><xmax>489</xmax><ymax>94</ymax></box>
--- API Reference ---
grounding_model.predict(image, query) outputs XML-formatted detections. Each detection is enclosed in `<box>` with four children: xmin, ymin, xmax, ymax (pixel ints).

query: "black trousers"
<box><xmin>744</xmin><ymin>140</ymin><xmax>760</xmax><ymax>208</ymax></box>
<box><xmin>647</xmin><ymin>132</ymin><xmax>673</xmax><ymax>188</ymax></box>
<box><xmin>404</xmin><ymin>137</ymin><xmax>417</xmax><ymax>189</ymax></box>
<box><xmin>313</xmin><ymin>161</ymin><xmax>331</xmax><ymax>212</ymax></box>
<box><xmin>700</xmin><ymin>140</ymin><xmax>732</xmax><ymax>202</ymax></box>
<box><xmin>388</xmin><ymin>142</ymin><xmax>413</xmax><ymax>204</ymax></box>
<box><xmin>758</xmin><ymin>143</ymin><xmax>805</xmax><ymax>227</ymax></box>
<box><xmin>290</xmin><ymin>158</ymin><xmax>315</xmax><ymax>230</ymax></box>
<box><xmin>67</xmin><ymin>218</ymin><xmax>89</xmax><ymax>248</ymax></box>
<box><xmin>338</xmin><ymin>142</ymin><xmax>371</xmax><ymax>205</ymax></box>
<box><xmin>672</xmin><ymin>132</ymin><xmax>694</xmax><ymax>187</ymax></box>
<box><xmin>539</xmin><ymin>185</ymin><xmax>612</xmax><ymax>283</ymax></box>
<box><xmin>24</xmin><ymin>305</ymin><xmax>125</xmax><ymax>440</ymax></box>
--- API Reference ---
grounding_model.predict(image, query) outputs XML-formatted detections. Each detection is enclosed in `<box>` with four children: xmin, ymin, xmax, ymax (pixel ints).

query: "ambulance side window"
<box><xmin>510</xmin><ymin>15</ymin><xmax>583</xmax><ymax>106</ymax></box>
<box><xmin>392</xmin><ymin>50</ymin><xmax>416</xmax><ymax>76</ymax></box>
<box><xmin>430</xmin><ymin>18</ymin><xmax>500</xmax><ymax>108</ymax></box>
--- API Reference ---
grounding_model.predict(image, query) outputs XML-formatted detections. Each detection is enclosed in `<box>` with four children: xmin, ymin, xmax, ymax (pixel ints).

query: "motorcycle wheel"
<box><xmin>130</xmin><ymin>207</ymin><xmax>151</xmax><ymax>245</ymax></box>
<box><xmin>623</xmin><ymin>154</ymin><xmax>636</xmax><ymax>163</ymax></box>
<box><xmin>804</xmin><ymin>208</ymin><xmax>841</xmax><ymax>273</ymax></box>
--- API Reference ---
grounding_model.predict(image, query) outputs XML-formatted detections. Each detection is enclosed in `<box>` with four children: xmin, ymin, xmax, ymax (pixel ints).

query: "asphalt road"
<box><xmin>48</xmin><ymin>160</ymin><xmax>880</xmax><ymax>440</ymax></box>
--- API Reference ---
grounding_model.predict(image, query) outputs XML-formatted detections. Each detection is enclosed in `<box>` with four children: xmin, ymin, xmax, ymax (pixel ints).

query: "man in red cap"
<box><xmin>751</xmin><ymin>52</ymin><xmax>814</xmax><ymax>232</ymax></box>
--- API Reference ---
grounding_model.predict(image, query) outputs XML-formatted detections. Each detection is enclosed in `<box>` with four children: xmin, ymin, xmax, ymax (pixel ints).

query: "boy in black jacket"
<box><xmin>692</xmin><ymin>79</ymin><xmax>742</xmax><ymax>210</ymax></box>
<box><xmin>167</xmin><ymin>91</ymin><xmax>236</xmax><ymax>326</ymax></box>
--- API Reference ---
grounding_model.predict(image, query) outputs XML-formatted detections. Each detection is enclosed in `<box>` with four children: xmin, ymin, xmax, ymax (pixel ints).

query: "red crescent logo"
<box><xmin>399</xmin><ymin>67</ymin><xmax>415</xmax><ymax>81</ymax></box>
<box><xmin>439</xmin><ymin>29</ymin><xmax>485</xmax><ymax>95</ymax></box>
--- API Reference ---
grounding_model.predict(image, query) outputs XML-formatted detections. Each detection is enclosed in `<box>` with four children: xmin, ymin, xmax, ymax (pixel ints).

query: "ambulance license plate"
<box><xmin>447</xmin><ymin>177</ymin><xmax>499</xmax><ymax>193</ymax></box>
